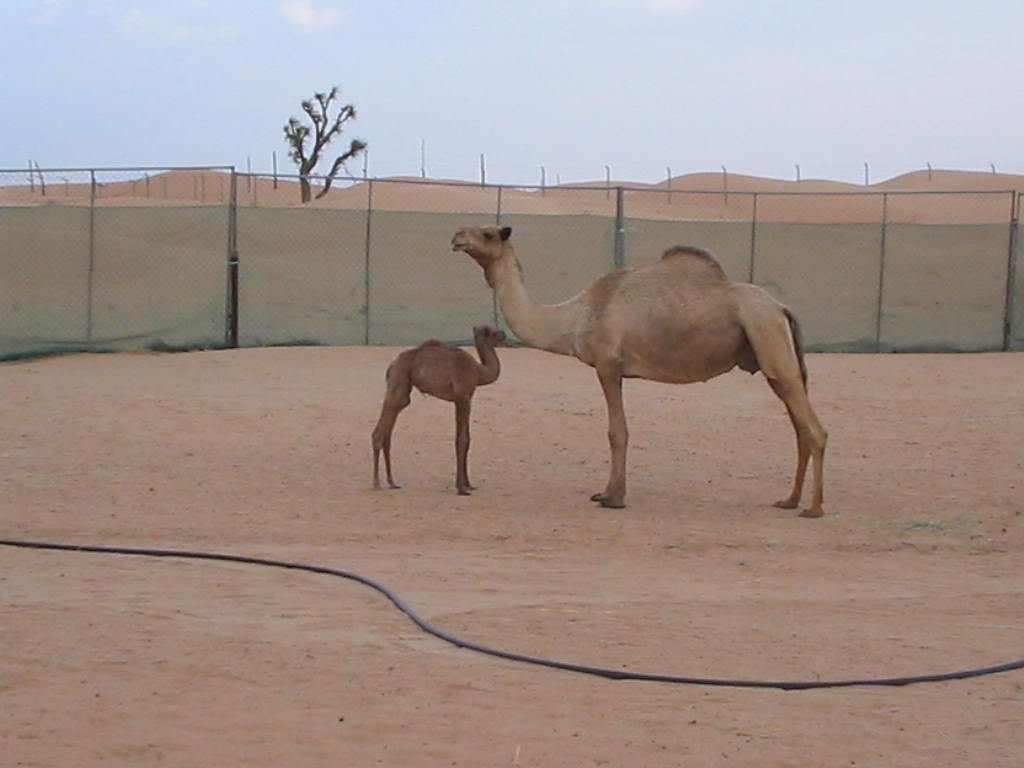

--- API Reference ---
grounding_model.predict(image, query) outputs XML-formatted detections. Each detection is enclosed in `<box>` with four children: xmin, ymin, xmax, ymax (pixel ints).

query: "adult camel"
<box><xmin>451</xmin><ymin>225</ymin><xmax>827</xmax><ymax>517</ymax></box>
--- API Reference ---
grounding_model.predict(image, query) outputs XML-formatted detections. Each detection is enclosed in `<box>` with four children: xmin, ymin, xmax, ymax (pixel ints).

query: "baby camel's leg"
<box><xmin>454</xmin><ymin>398</ymin><xmax>474</xmax><ymax>495</ymax></box>
<box><xmin>371</xmin><ymin>374</ymin><xmax>412</xmax><ymax>490</ymax></box>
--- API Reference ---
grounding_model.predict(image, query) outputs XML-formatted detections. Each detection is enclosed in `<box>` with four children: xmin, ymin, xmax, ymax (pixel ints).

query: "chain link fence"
<box><xmin>1</xmin><ymin>167</ymin><xmax>233</xmax><ymax>358</ymax></box>
<box><xmin>622</xmin><ymin>187</ymin><xmax>1019</xmax><ymax>352</ymax></box>
<box><xmin>1</xmin><ymin>167</ymin><xmax>1020</xmax><ymax>359</ymax></box>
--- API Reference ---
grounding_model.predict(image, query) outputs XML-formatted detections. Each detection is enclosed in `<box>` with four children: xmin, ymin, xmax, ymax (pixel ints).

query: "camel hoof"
<box><xmin>591</xmin><ymin>493</ymin><xmax>625</xmax><ymax>508</ymax></box>
<box><xmin>773</xmin><ymin>499</ymin><xmax>799</xmax><ymax>510</ymax></box>
<box><xmin>457</xmin><ymin>488</ymin><xmax>472</xmax><ymax>496</ymax></box>
<box><xmin>799</xmin><ymin>507</ymin><xmax>825</xmax><ymax>519</ymax></box>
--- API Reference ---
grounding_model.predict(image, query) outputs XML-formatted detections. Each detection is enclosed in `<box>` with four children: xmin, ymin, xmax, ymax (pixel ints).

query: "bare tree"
<box><xmin>283</xmin><ymin>86</ymin><xmax>367</xmax><ymax>203</ymax></box>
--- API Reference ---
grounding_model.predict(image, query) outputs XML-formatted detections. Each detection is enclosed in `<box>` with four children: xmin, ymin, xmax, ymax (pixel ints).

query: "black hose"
<box><xmin>3</xmin><ymin>537</ymin><xmax>1022</xmax><ymax>691</ymax></box>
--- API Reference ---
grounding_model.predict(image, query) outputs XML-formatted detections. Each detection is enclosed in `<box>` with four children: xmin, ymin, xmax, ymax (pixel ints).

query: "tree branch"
<box><xmin>286</xmin><ymin>85</ymin><xmax>365</xmax><ymax>202</ymax></box>
<box><xmin>315</xmin><ymin>139</ymin><xmax>368</xmax><ymax>199</ymax></box>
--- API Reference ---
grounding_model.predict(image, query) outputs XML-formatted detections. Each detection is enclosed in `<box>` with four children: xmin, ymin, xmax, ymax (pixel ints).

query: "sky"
<box><xmin>4</xmin><ymin>0</ymin><xmax>1024</xmax><ymax>185</ymax></box>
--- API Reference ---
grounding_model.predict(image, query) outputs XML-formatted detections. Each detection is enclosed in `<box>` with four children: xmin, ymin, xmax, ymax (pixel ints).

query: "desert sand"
<box><xmin>2</xmin><ymin>346</ymin><xmax>1023</xmax><ymax>767</ymax></box>
<box><xmin>4</xmin><ymin>167</ymin><xmax>1022</xmax><ymax>223</ymax></box>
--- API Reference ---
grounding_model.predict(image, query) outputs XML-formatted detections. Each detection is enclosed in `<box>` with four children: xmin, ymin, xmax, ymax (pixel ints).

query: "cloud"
<box><xmin>279</xmin><ymin>1</ymin><xmax>344</xmax><ymax>32</ymax></box>
<box><xmin>122</xmin><ymin>9</ymin><xmax>238</xmax><ymax>41</ymax></box>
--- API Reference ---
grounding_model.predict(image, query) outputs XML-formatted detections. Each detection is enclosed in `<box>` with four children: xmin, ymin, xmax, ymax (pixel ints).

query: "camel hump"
<box><xmin>661</xmin><ymin>245</ymin><xmax>726</xmax><ymax>270</ymax></box>
<box><xmin>659</xmin><ymin>245</ymin><xmax>728</xmax><ymax>280</ymax></box>
<box><xmin>662</xmin><ymin>244</ymin><xmax>713</xmax><ymax>259</ymax></box>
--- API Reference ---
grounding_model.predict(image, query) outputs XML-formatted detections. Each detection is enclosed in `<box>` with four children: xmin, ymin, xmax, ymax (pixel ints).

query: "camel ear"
<box><xmin>499</xmin><ymin>226</ymin><xmax>512</xmax><ymax>241</ymax></box>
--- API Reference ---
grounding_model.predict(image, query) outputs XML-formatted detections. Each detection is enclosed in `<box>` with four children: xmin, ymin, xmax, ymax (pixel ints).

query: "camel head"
<box><xmin>472</xmin><ymin>324</ymin><xmax>507</xmax><ymax>347</ymax></box>
<box><xmin>451</xmin><ymin>225</ymin><xmax>513</xmax><ymax>268</ymax></box>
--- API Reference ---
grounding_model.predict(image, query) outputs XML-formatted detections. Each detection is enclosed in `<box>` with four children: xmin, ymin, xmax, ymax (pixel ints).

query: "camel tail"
<box><xmin>735</xmin><ymin>286</ymin><xmax>809</xmax><ymax>390</ymax></box>
<box><xmin>783</xmin><ymin>307</ymin><xmax>809</xmax><ymax>389</ymax></box>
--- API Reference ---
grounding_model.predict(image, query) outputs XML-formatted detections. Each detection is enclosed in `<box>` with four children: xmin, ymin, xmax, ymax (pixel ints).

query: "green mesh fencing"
<box><xmin>623</xmin><ymin>219</ymin><xmax>754</xmax><ymax>280</ymax></box>
<box><xmin>1012</xmin><ymin>224</ymin><xmax>1024</xmax><ymax>351</ymax></box>
<box><xmin>880</xmin><ymin>224</ymin><xmax>1011</xmax><ymax>351</ymax></box>
<box><xmin>1</xmin><ymin>205</ymin><xmax>227</xmax><ymax>358</ymax></box>
<box><xmin>753</xmin><ymin>223</ymin><xmax>884</xmax><ymax>352</ymax></box>
<box><xmin>1</xmin><ymin>171</ymin><xmax>1021</xmax><ymax>358</ymax></box>
<box><xmin>89</xmin><ymin>207</ymin><xmax>228</xmax><ymax>351</ymax></box>
<box><xmin>0</xmin><ymin>207</ymin><xmax>92</xmax><ymax>357</ymax></box>
<box><xmin>497</xmin><ymin>214</ymin><xmax>618</xmax><ymax>303</ymax></box>
<box><xmin>236</xmin><ymin>207</ymin><xmax>368</xmax><ymax>347</ymax></box>
<box><xmin>366</xmin><ymin>211</ymin><xmax>496</xmax><ymax>345</ymax></box>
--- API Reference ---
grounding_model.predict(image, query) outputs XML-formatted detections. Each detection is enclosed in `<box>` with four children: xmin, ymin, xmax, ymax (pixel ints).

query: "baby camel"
<box><xmin>372</xmin><ymin>325</ymin><xmax>506</xmax><ymax>495</ymax></box>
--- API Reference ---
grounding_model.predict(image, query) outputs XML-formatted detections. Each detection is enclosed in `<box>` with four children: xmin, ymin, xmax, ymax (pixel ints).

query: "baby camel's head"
<box><xmin>472</xmin><ymin>325</ymin><xmax>507</xmax><ymax>347</ymax></box>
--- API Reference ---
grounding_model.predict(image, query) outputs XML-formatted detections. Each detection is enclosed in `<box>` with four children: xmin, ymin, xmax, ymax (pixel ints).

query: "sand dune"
<box><xmin>3</xmin><ymin>168</ymin><xmax>1021</xmax><ymax>223</ymax></box>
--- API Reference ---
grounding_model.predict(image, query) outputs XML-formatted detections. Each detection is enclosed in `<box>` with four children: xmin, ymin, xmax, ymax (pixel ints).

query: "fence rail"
<box><xmin>1</xmin><ymin>167</ymin><xmax>1021</xmax><ymax>360</ymax></box>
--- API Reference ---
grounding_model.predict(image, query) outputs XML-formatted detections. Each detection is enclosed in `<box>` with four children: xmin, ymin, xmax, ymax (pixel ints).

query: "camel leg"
<box><xmin>767</xmin><ymin>376</ymin><xmax>827</xmax><ymax>518</ymax></box>
<box><xmin>739</xmin><ymin>296</ymin><xmax>827</xmax><ymax>517</ymax></box>
<box><xmin>591</xmin><ymin>366</ymin><xmax>628</xmax><ymax>508</ymax></box>
<box><xmin>454</xmin><ymin>398</ymin><xmax>474</xmax><ymax>495</ymax></box>
<box><xmin>371</xmin><ymin>381</ymin><xmax>411</xmax><ymax>490</ymax></box>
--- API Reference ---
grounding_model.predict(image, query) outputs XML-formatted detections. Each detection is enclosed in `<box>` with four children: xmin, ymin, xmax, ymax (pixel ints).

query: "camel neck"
<box><xmin>474</xmin><ymin>342</ymin><xmax>501</xmax><ymax>386</ymax></box>
<box><xmin>485</xmin><ymin>249</ymin><xmax>576</xmax><ymax>356</ymax></box>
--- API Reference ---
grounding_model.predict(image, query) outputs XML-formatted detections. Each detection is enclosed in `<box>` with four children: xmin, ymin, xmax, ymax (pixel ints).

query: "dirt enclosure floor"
<box><xmin>2</xmin><ymin>347</ymin><xmax>1023</xmax><ymax>767</ymax></box>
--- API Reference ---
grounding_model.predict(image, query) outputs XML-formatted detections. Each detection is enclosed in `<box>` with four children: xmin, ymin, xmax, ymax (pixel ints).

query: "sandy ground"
<box><xmin>2</xmin><ymin>347</ymin><xmax>1023</xmax><ymax>767</ymax></box>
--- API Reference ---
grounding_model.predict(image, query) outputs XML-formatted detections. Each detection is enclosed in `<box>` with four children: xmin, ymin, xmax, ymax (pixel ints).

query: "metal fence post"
<box><xmin>1004</xmin><ymin>190</ymin><xmax>1020</xmax><ymax>350</ymax></box>
<box><xmin>363</xmin><ymin>179</ymin><xmax>374</xmax><ymax>345</ymax></box>
<box><xmin>748</xmin><ymin>193</ymin><xmax>758</xmax><ymax>284</ymax></box>
<box><xmin>494</xmin><ymin>186</ymin><xmax>503</xmax><ymax>327</ymax></box>
<box><xmin>874</xmin><ymin>193</ymin><xmax>889</xmax><ymax>352</ymax></box>
<box><xmin>226</xmin><ymin>170</ymin><xmax>239</xmax><ymax>348</ymax></box>
<box><xmin>614</xmin><ymin>186</ymin><xmax>625</xmax><ymax>269</ymax></box>
<box><xmin>86</xmin><ymin>169</ymin><xmax>96</xmax><ymax>346</ymax></box>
